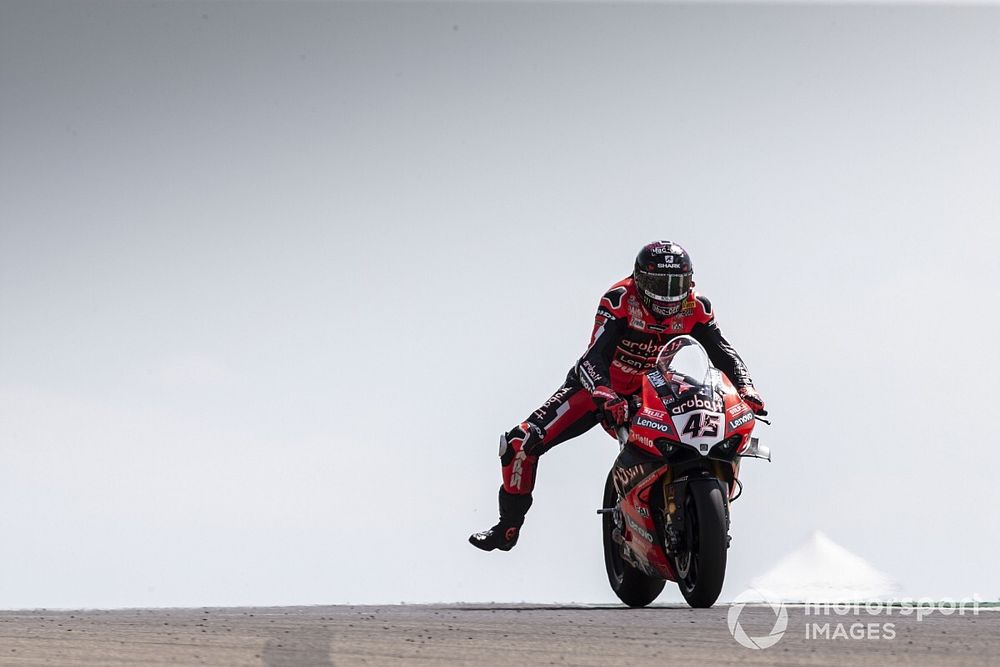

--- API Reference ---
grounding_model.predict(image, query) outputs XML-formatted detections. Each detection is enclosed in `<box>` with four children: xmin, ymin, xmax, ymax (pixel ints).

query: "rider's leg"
<box><xmin>470</xmin><ymin>378</ymin><xmax>600</xmax><ymax>551</ymax></box>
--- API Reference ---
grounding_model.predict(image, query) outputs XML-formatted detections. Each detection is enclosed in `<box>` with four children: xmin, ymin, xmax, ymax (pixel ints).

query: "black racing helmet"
<box><xmin>633</xmin><ymin>240</ymin><xmax>694</xmax><ymax>318</ymax></box>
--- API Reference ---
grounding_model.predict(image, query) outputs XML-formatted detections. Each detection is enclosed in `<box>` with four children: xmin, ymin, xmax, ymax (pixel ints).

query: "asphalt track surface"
<box><xmin>1</xmin><ymin>604</ymin><xmax>997</xmax><ymax>666</ymax></box>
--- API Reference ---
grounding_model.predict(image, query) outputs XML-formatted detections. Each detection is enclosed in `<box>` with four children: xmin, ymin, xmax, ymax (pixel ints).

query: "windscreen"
<box><xmin>654</xmin><ymin>335</ymin><xmax>714</xmax><ymax>393</ymax></box>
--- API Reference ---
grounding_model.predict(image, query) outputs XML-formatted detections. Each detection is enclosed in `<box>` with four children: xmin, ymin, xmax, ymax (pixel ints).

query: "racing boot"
<box><xmin>468</xmin><ymin>488</ymin><xmax>533</xmax><ymax>552</ymax></box>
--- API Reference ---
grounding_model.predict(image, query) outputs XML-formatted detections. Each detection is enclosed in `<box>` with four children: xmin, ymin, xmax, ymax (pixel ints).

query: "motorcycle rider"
<box><xmin>469</xmin><ymin>240</ymin><xmax>766</xmax><ymax>552</ymax></box>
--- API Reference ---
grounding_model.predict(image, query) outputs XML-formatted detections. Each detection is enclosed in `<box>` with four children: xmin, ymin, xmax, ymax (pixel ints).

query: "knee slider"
<box><xmin>499</xmin><ymin>421</ymin><xmax>546</xmax><ymax>464</ymax></box>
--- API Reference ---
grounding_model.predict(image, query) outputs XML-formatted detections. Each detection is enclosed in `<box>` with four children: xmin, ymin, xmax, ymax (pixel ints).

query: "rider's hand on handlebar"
<box><xmin>738</xmin><ymin>386</ymin><xmax>767</xmax><ymax>416</ymax></box>
<box><xmin>592</xmin><ymin>386</ymin><xmax>630</xmax><ymax>430</ymax></box>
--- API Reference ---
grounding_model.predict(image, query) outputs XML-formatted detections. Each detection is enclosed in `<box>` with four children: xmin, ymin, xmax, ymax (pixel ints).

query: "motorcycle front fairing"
<box><xmin>610</xmin><ymin>336</ymin><xmax>758</xmax><ymax>580</ymax></box>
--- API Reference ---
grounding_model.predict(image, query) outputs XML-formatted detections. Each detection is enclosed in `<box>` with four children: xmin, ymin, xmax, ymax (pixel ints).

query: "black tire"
<box><xmin>674</xmin><ymin>480</ymin><xmax>728</xmax><ymax>608</ymax></box>
<box><xmin>602</xmin><ymin>470</ymin><xmax>666</xmax><ymax>608</ymax></box>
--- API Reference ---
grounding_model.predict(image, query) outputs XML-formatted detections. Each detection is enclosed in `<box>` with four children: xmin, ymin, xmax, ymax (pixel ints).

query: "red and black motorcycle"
<box><xmin>600</xmin><ymin>335</ymin><xmax>770</xmax><ymax>608</ymax></box>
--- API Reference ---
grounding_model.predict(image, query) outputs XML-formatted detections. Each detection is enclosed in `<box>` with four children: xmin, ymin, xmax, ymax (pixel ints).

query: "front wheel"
<box><xmin>674</xmin><ymin>480</ymin><xmax>729</xmax><ymax>608</ymax></box>
<box><xmin>602</xmin><ymin>470</ymin><xmax>665</xmax><ymax>607</ymax></box>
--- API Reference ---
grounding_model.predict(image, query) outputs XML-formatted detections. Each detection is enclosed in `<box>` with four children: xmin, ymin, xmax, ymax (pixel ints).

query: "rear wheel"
<box><xmin>674</xmin><ymin>481</ymin><xmax>728</xmax><ymax>608</ymax></box>
<box><xmin>602</xmin><ymin>470</ymin><xmax>665</xmax><ymax>607</ymax></box>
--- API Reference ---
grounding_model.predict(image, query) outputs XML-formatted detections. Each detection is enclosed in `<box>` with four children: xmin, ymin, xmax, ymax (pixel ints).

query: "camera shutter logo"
<box><xmin>727</xmin><ymin>590</ymin><xmax>789</xmax><ymax>650</ymax></box>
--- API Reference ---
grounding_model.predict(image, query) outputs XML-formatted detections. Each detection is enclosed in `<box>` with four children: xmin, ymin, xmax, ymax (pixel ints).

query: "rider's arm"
<box><xmin>575</xmin><ymin>286</ymin><xmax>628</xmax><ymax>394</ymax></box>
<box><xmin>689</xmin><ymin>295</ymin><xmax>754</xmax><ymax>389</ymax></box>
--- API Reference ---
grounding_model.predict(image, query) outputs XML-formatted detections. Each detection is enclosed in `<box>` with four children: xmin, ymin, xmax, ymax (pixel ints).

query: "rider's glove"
<box><xmin>738</xmin><ymin>386</ymin><xmax>767</xmax><ymax>416</ymax></box>
<box><xmin>592</xmin><ymin>386</ymin><xmax>629</xmax><ymax>430</ymax></box>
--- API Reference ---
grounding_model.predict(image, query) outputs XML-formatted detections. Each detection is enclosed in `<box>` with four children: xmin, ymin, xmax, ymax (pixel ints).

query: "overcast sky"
<box><xmin>2</xmin><ymin>1</ymin><xmax>999</xmax><ymax>608</ymax></box>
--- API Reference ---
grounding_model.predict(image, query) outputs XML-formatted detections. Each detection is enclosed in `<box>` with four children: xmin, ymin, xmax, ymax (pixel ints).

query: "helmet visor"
<box><xmin>635</xmin><ymin>270</ymin><xmax>692</xmax><ymax>303</ymax></box>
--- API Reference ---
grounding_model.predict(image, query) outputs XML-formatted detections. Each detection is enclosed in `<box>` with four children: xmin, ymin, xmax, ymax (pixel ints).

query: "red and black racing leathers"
<box><xmin>500</xmin><ymin>276</ymin><xmax>756</xmax><ymax>497</ymax></box>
